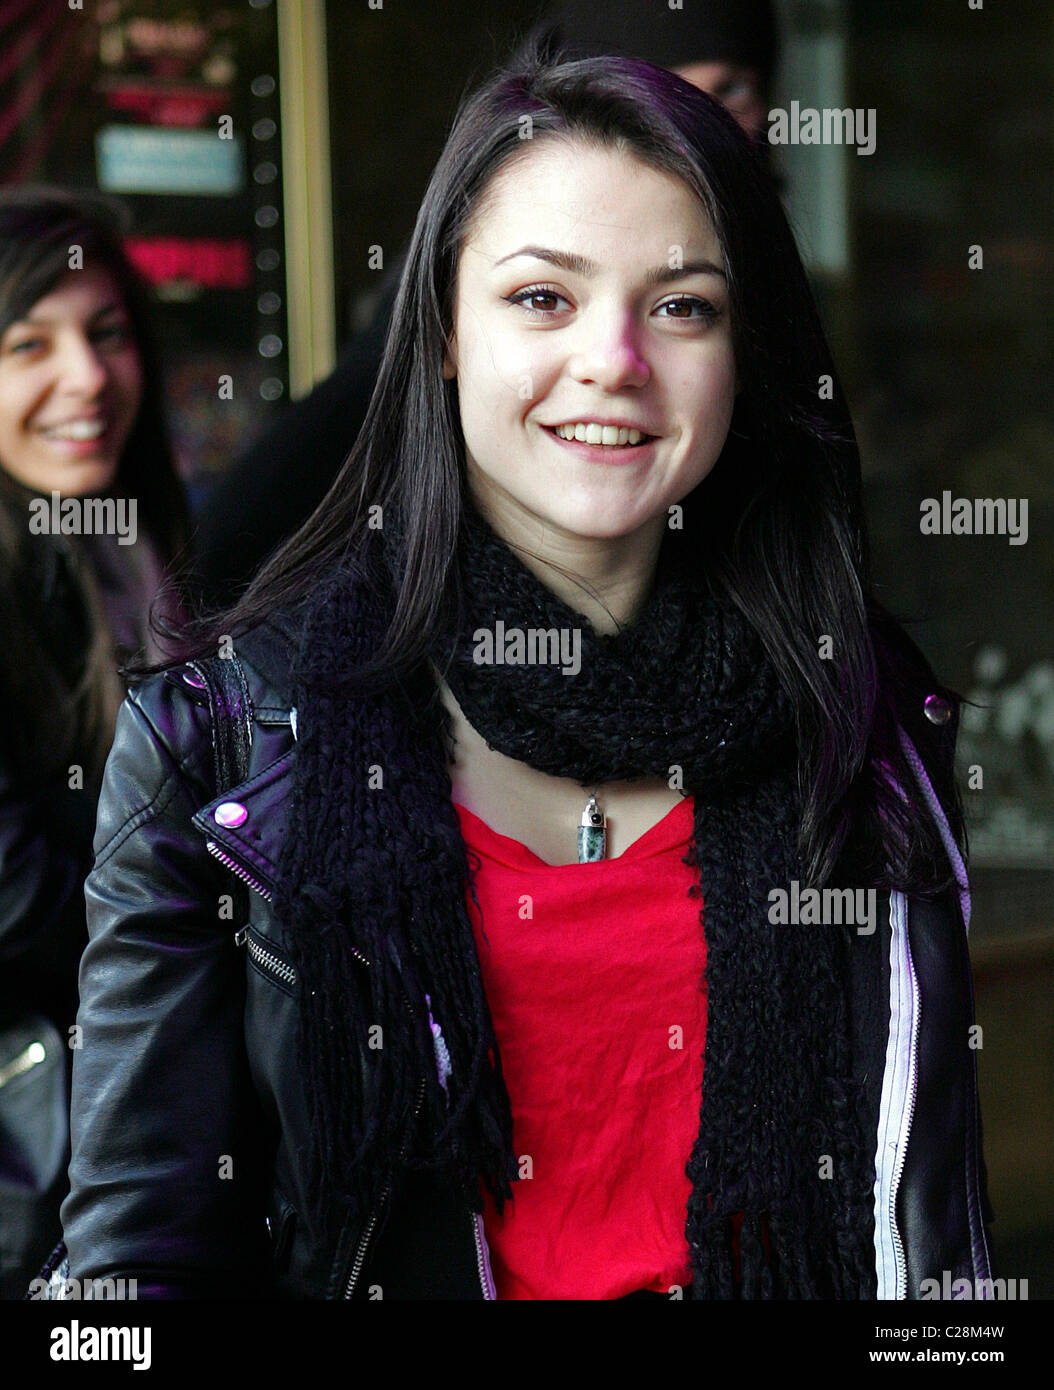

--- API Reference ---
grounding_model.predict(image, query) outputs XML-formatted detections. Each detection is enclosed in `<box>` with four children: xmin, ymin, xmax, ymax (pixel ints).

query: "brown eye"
<box><xmin>507</xmin><ymin>286</ymin><xmax>568</xmax><ymax>316</ymax></box>
<box><xmin>655</xmin><ymin>298</ymin><xmax>719</xmax><ymax>321</ymax></box>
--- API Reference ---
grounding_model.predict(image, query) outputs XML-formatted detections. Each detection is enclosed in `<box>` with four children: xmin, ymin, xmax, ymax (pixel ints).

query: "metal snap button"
<box><xmin>924</xmin><ymin>693</ymin><xmax>951</xmax><ymax>725</ymax></box>
<box><xmin>214</xmin><ymin>801</ymin><xmax>248</xmax><ymax>828</ymax></box>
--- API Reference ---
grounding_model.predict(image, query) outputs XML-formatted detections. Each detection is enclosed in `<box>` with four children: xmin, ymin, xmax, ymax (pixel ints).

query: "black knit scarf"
<box><xmin>272</xmin><ymin>503</ymin><xmax>877</xmax><ymax>1298</ymax></box>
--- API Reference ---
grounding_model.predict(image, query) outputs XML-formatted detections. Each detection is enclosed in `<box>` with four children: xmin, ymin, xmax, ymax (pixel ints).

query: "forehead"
<box><xmin>462</xmin><ymin>137</ymin><xmax>720</xmax><ymax>265</ymax></box>
<box><xmin>21</xmin><ymin>264</ymin><xmax>126</xmax><ymax>321</ymax></box>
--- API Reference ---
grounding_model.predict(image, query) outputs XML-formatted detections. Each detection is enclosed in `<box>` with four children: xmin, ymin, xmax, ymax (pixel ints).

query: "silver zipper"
<box><xmin>213</xmin><ymin>841</ymin><xmax>372</xmax><ymax>970</ymax></box>
<box><xmin>343</xmin><ymin>1072</ymin><xmax>427</xmax><ymax>1299</ymax></box>
<box><xmin>236</xmin><ymin>927</ymin><xmax>297</xmax><ymax>989</ymax></box>
<box><xmin>0</xmin><ymin>1039</ymin><xmax>48</xmax><ymax>1089</ymax></box>
<box><xmin>339</xmin><ymin>952</ymin><xmax>430</xmax><ymax>1297</ymax></box>
<box><xmin>206</xmin><ymin>839</ymin><xmax>273</xmax><ymax>901</ymax></box>
<box><xmin>471</xmin><ymin>1210</ymin><xmax>496</xmax><ymax>1299</ymax></box>
<box><xmin>343</xmin><ymin>1189</ymin><xmax>386</xmax><ymax>1300</ymax></box>
<box><xmin>886</xmin><ymin>893</ymin><xmax>921</xmax><ymax>1299</ymax></box>
<box><xmin>896</xmin><ymin>725</ymin><xmax>993</xmax><ymax>1288</ymax></box>
<box><xmin>874</xmin><ymin>889</ymin><xmax>920</xmax><ymax>1299</ymax></box>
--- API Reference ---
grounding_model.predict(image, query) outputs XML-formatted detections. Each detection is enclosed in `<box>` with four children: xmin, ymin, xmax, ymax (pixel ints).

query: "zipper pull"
<box><xmin>234</xmin><ymin>926</ymin><xmax>249</xmax><ymax>947</ymax></box>
<box><xmin>0</xmin><ymin>1040</ymin><xmax>48</xmax><ymax>1089</ymax></box>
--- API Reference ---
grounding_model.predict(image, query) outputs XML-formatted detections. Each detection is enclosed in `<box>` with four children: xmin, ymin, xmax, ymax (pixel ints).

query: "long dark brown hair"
<box><xmin>0</xmin><ymin>186</ymin><xmax>188</xmax><ymax>785</ymax></box>
<box><xmin>161</xmin><ymin>46</ymin><xmax>962</xmax><ymax>896</ymax></box>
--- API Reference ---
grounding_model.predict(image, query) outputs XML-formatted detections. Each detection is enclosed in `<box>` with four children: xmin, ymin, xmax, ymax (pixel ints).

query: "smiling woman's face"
<box><xmin>0</xmin><ymin>264</ymin><xmax>143</xmax><ymax>497</ymax></box>
<box><xmin>442</xmin><ymin>137</ymin><xmax>737</xmax><ymax>546</ymax></box>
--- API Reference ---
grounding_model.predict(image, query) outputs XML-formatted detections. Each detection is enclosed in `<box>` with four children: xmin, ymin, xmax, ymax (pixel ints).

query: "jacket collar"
<box><xmin>191</xmin><ymin>747</ymin><xmax>293</xmax><ymax>900</ymax></box>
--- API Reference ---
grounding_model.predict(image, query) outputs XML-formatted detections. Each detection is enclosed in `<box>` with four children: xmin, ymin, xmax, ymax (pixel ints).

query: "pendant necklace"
<box><xmin>577</xmin><ymin>786</ymin><xmax>607</xmax><ymax>863</ymax></box>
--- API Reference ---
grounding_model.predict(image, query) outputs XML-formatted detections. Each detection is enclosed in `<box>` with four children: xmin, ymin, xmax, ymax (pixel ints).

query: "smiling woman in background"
<box><xmin>59</xmin><ymin>51</ymin><xmax>992</xmax><ymax>1300</ymax></box>
<box><xmin>0</xmin><ymin>188</ymin><xmax>186</xmax><ymax>1298</ymax></box>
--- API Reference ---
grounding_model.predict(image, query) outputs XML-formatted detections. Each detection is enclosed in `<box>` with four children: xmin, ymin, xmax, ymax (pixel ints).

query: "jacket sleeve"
<box><xmin>60</xmin><ymin>676</ymin><xmax>272</xmax><ymax>1298</ymax></box>
<box><xmin>0</xmin><ymin>730</ymin><xmax>96</xmax><ymax>1017</ymax></box>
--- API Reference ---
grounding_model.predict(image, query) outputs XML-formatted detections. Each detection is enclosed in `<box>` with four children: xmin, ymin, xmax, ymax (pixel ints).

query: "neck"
<box><xmin>467</xmin><ymin>485</ymin><xmax>666</xmax><ymax>635</ymax></box>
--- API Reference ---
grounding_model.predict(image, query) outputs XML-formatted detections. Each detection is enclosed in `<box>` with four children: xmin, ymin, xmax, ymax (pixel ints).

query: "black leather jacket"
<box><xmin>60</xmin><ymin>608</ymin><xmax>996</xmax><ymax>1299</ymax></box>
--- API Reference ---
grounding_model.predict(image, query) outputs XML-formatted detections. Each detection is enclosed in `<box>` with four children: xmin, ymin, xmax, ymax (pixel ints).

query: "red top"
<box><xmin>454</xmin><ymin>794</ymin><xmax>706</xmax><ymax>1300</ymax></box>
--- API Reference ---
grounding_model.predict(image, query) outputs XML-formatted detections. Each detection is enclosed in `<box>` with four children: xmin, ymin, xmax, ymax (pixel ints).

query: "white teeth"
<box><xmin>554</xmin><ymin>423</ymin><xmax>646</xmax><ymax>446</ymax></box>
<box><xmin>43</xmin><ymin>419</ymin><xmax>106</xmax><ymax>441</ymax></box>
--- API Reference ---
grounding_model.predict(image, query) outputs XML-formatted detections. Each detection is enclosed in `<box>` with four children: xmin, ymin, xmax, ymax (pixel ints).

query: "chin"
<box><xmin>59</xmin><ymin>459</ymin><xmax>122</xmax><ymax>496</ymax></box>
<box><xmin>539</xmin><ymin>495</ymin><xmax>662</xmax><ymax>542</ymax></box>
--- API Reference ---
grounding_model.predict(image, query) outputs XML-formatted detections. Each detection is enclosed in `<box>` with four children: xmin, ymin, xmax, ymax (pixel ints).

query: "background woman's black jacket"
<box><xmin>0</xmin><ymin>534</ymin><xmax>101</xmax><ymax>1299</ymax></box>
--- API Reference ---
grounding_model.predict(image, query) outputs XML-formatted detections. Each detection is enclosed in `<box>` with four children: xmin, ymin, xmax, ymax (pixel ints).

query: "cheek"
<box><xmin>690</xmin><ymin>351</ymin><xmax>737</xmax><ymax>419</ymax></box>
<box><xmin>457</xmin><ymin>317</ymin><xmax>555</xmax><ymax>412</ymax></box>
<box><xmin>0</xmin><ymin>376</ymin><xmax>46</xmax><ymax>436</ymax></box>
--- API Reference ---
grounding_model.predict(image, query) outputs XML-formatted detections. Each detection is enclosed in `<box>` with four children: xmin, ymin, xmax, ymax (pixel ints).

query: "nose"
<box><xmin>56</xmin><ymin>331</ymin><xmax>109</xmax><ymax>399</ymax></box>
<box><xmin>568</xmin><ymin>305</ymin><xmax>650</xmax><ymax>392</ymax></box>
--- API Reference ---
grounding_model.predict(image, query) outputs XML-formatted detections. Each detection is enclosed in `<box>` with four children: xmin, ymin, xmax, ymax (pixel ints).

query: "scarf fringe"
<box><xmin>274</xmin><ymin>512</ymin><xmax>877</xmax><ymax>1293</ymax></box>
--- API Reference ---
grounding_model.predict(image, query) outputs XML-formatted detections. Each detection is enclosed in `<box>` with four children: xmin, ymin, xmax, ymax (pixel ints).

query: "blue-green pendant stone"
<box><xmin>578</xmin><ymin>794</ymin><xmax>607</xmax><ymax>862</ymax></box>
<box><xmin>577</xmin><ymin>824</ymin><xmax>606</xmax><ymax>862</ymax></box>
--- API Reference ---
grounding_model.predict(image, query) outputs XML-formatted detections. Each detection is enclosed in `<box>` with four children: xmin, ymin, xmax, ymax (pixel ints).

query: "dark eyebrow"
<box><xmin>16</xmin><ymin>302</ymin><xmax>127</xmax><ymax>327</ymax></box>
<box><xmin>492</xmin><ymin>245</ymin><xmax>726</xmax><ymax>284</ymax></box>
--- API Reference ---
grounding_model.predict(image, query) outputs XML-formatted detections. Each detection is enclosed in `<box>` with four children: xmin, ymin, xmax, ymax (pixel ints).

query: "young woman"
<box><xmin>192</xmin><ymin>0</ymin><xmax>781</xmax><ymax>613</ymax></box>
<box><xmin>0</xmin><ymin>187</ymin><xmax>187</xmax><ymax>1297</ymax></box>
<box><xmin>58</xmin><ymin>52</ymin><xmax>993</xmax><ymax>1300</ymax></box>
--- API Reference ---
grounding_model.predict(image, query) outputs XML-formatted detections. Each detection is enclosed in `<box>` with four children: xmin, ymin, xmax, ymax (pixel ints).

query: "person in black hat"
<box><xmin>537</xmin><ymin>0</ymin><xmax>778</xmax><ymax>139</ymax></box>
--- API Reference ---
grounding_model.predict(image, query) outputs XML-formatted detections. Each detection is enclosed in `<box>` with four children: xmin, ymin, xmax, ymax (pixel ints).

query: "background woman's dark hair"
<box><xmin>0</xmin><ymin>185</ymin><xmax>186</xmax><ymax>563</ymax></box>
<box><xmin>166</xmin><ymin>45</ymin><xmax>963</xmax><ymax>897</ymax></box>
<box><xmin>0</xmin><ymin>185</ymin><xmax>188</xmax><ymax>783</ymax></box>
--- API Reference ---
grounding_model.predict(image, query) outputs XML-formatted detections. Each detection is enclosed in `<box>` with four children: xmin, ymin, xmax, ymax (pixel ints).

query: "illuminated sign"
<box><xmin>96</xmin><ymin>124</ymin><xmax>245</xmax><ymax>195</ymax></box>
<box><xmin>124</xmin><ymin>237</ymin><xmax>253</xmax><ymax>290</ymax></box>
<box><xmin>100</xmin><ymin>81</ymin><xmax>229</xmax><ymax>127</ymax></box>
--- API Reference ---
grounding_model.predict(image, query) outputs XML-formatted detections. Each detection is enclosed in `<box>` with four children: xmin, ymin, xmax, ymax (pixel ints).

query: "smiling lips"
<box><xmin>549</xmin><ymin>421</ymin><xmax>658</xmax><ymax>448</ymax></box>
<box><xmin>38</xmin><ymin>415</ymin><xmax>109</xmax><ymax>442</ymax></box>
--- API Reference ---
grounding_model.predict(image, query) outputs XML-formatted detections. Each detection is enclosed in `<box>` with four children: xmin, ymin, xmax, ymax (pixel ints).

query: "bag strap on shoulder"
<box><xmin>185</xmin><ymin>652</ymin><xmax>254</xmax><ymax>928</ymax></box>
<box><xmin>185</xmin><ymin>653</ymin><xmax>254</xmax><ymax>791</ymax></box>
